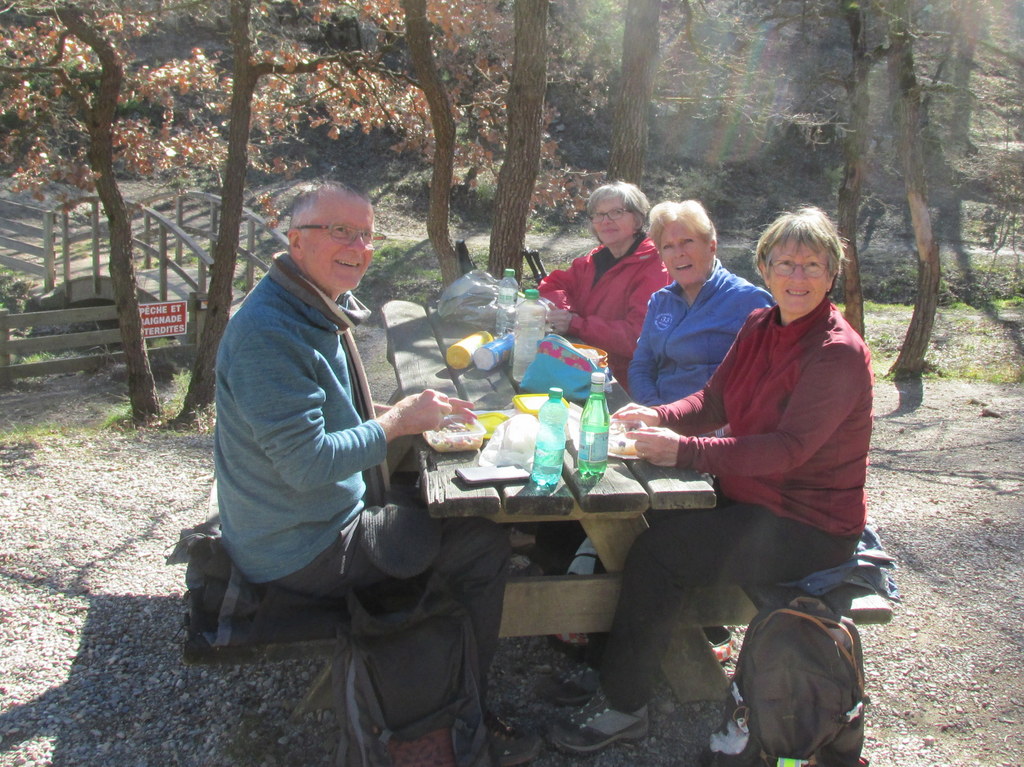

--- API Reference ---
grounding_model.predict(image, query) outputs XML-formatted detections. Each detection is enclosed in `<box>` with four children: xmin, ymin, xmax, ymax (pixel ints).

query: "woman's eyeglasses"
<box><xmin>294</xmin><ymin>223</ymin><xmax>387</xmax><ymax>248</ymax></box>
<box><xmin>768</xmin><ymin>259</ymin><xmax>828</xmax><ymax>278</ymax></box>
<box><xmin>590</xmin><ymin>208</ymin><xmax>628</xmax><ymax>223</ymax></box>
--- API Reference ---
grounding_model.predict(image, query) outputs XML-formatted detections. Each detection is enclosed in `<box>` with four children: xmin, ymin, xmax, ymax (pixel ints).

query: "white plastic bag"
<box><xmin>478</xmin><ymin>413</ymin><xmax>538</xmax><ymax>470</ymax></box>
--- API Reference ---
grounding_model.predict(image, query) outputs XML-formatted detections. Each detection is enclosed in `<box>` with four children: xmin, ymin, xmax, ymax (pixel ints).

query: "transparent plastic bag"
<box><xmin>436</xmin><ymin>270</ymin><xmax>499</xmax><ymax>328</ymax></box>
<box><xmin>477</xmin><ymin>413</ymin><xmax>538</xmax><ymax>470</ymax></box>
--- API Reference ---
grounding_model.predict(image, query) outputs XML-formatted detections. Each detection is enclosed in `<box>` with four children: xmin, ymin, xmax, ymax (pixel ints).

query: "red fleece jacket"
<box><xmin>654</xmin><ymin>299</ymin><xmax>873</xmax><ymax>537</ymax></box>
<box><xmin>538</xmin><ymin>236</ymin><xmax>669</xmax><ymax>391</ymax></box>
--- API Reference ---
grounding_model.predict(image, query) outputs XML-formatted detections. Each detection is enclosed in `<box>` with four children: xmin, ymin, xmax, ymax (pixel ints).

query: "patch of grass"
<box><xmin>359</xmin><ymin>239</ymin><xmax>446</xmax><ymax>309</ymax></box>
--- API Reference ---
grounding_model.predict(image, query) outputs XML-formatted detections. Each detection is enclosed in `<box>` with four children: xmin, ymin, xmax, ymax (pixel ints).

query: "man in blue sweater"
<box><xmin>214</xmin><ymin>180</ymin><xmax>538</xmax><ymax>765</ymax></box>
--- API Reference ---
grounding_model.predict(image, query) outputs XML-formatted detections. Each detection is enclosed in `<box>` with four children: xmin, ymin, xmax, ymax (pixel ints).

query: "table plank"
<box><xmin>627</xmin><ymin>461</ymin><xmax>717</xmax><ymax>509</ymax></box>
<box><xmin>381</xmin><ymin>300</ymin><xmax>461</xmax><ymax>399</ymax></box>
<box><xmin>427</xmin><ymin>308</ymin><xmax>516</xmax><ymax>411</ymax></box>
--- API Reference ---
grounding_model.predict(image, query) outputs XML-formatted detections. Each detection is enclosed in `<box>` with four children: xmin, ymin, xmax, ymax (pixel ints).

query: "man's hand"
<box><xmin>375</xmin><ymin>390</ymin><xmax>475</xmax><ymax>441</ymax></box>
<box><xmin>547</xmin><ymin>308</ymin><xmax>575</xmax><ymax>334</ymax></box>
<box><xmin>612</xmin><ymin>403</ymin><xmax>661</xmax><ymax>427</ymax></box>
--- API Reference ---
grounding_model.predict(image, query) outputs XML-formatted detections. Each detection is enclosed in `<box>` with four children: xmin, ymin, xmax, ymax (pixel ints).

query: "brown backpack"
<box><xmin>705</xmin><ymin>596</ymin><xmax>867</xmax><ymax>767</ymax></box>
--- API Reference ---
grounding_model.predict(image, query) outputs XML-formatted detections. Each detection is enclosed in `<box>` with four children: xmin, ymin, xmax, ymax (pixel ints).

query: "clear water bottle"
<box><xmin>578</xmin><ymin>372</ymin><xmax>610</xmax><ymax>479</ymax></box>
<box><xmin>512</xmin><ymin>288</ymin><xmax>547</xmax><ymax>381</ymax></box>
<box><xmin>494</xmin><ymin>268</ymin><xmax>519</xmax><ymax>337</ymax></box>
<box><xmin>531</xmin><ymin>387</ymin><xmax>568</xmax><ymax>487</ymax></box>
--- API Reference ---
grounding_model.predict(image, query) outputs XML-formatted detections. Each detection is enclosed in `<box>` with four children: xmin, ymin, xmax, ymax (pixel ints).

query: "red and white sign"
<box><xmin>139</xmin><ymin>301</ymin><xmax>187</xmax><ymax>338</ymax></box>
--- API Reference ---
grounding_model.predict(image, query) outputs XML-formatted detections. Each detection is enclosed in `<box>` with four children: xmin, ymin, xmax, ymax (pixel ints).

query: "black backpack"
<box><xmin>333</xmin><ymin>574</ymin><xmax>495</xmax><ymax>767</ymax></box>
<box><xmin>705</xmin><ymin>596</ymin><xmax>867</xmax><ymax>767</ymax></box>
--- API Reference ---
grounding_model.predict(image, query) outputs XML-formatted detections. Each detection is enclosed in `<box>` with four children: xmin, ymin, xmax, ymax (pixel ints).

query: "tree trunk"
<box><xmin>836</xmin><ymin>0</ymin><xmax>871</xmax><ymax>337</ymax></box>
<box><xmin>607</xmin><ymin>0</ymin><xmax>661</xmax><ymax>185</ymax></box>
<box><xmin>887</xmin><ymin>0</ymin><xmax>941</xmax><ymax>378</ymax></box>
<box><xmin>402</xmin><ymin>0</ymin><xmax>459</xmax><ymax>285</ymax></box>
<box><xmin>174</xmin><ymin>0</ymin><xmax>259</xmax><ymax>425</ymax></box>
<box><xmin>488</xmin><ymin>0</ymin><xmax>549</xmax><ymax>278</ymax></box>
<box><xmin>57</xmin><ymin>4</ymin><xmax>159</xmax><ymax>424</ymax></box>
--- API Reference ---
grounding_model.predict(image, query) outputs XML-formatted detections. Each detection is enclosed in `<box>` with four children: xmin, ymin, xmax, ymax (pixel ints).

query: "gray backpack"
<box><xmin>333</xmin><ymin>576</ymin><xmax>494</xmax><ymax>767</ymax></box>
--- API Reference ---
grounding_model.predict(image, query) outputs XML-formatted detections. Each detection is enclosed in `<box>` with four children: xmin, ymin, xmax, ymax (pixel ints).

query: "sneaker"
<box><xmin>704</xmin><ymin>626</ymin><xmax>736</xmax><ymax>664</ymax></box>
<box><xmin>485</xmin><ymin>711</ymin><xmax>542</xmax><ymax>766</ymax></box>
<box><xmin>536</xmin><ymin>665</ymin><xmax>599</xmax><ymax>707</ymax></box>
<box><xmin>548</xmin><ymin>690</ymin><xmax>649</xmax><ymax>754</ymax></box>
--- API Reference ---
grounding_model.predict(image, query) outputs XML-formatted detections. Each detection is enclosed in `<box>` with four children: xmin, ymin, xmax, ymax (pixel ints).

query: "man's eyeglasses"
<box><xmin>768</xmin><ymin>259</ymin><xmax>828</xmax><ymax>279</ymax></box>
<box><xmin>590</xmin><ymin>208</ymin><xmax>628</xmax><ymax>223</ymax></box>
<box><xmin>294</xmin><ymin>223</ymin><xmax>387</xmax><ymax>248</ymax></box>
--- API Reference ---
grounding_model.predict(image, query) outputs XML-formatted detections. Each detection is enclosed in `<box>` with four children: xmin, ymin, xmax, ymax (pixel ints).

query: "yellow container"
<box><xmin>446</xmin><ymin>331</ymin><xmax>493</xmax><ymax>369</ymax></box>
<box><xmin>513</xmin><ymin>393</ymin><xmax>568</xmax><ymax>415</ymax></box>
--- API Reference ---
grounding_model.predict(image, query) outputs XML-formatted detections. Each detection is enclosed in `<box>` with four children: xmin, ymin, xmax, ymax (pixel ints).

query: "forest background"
<box><xmin>0</xmin><ymin>0</ymin><xmax>1022</xmax><ymax>424</ymax></box>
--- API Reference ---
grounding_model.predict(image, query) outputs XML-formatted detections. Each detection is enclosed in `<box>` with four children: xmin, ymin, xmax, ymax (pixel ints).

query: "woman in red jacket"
<box><xmin>539</xmin><ymin>181</ymin><xmax>669</xmax><ymax>393</ymax></box>
<box><xmin>549</xmin><ymin>207</ymin><xmax>874</xmax><ymax>754</ymax></box>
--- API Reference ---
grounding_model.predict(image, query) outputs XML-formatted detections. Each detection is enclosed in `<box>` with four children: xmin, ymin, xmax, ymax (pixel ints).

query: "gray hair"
<box><xmin>289</xmin><ymin>180</ymin><xmax>370</xmax><ymax>227</ymax></box>
<box><xmin>755</xmin><ymin>206</ymin><xmax>845</xmax><ymax>278</ymax></box>
<box><xmin>586</xmin><ymin>182</ymin><xmax>650</xmax><ymax>235</ymax></box>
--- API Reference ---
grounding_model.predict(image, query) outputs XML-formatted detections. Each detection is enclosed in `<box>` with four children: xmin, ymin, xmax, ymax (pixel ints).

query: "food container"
<box><xmin>475</xmin><ymin>411</ymin><xmax>511</xmax><ymax>438</ymax></box>
<box><xmin>423</xmin><ymin>414</ymin><xmax>487</xmax><ymax>452</ymax></box>
<box><xmin>513</xmin><ymin>392</ymin><xmax>568</xmax><ymax>416</ymax></box>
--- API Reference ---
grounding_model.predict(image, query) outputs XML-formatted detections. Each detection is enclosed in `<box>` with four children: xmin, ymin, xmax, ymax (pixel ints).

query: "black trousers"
<box><xmin>273</xmin><ymin>515</ymin><xmax>510</xmax><ymax>700</ymax></box>
<box><xmin>600</xmin><ymin>502</ymin><xmax>858</xmax><ymax>712</ymax></box>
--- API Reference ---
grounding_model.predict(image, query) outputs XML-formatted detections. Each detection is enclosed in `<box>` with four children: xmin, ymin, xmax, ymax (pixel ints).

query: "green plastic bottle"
<box><xmin>578</xmin><ymin>372</ymin><xmax>610</xmax><ymax>479</ymax></box>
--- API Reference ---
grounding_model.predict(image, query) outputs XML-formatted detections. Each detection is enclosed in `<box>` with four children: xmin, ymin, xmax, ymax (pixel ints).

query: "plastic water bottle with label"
<box><xmin>578</xmin><ymin>372</ymin><xmax>610</xmax><ymax>479</ymax></box>
<box><xmin>530</xmin><ymin>387</ymin><xmax>568</xmax><ymax>487</ymax></box>
<box><xmin>512</xmin><ymin>288</ymin><xmax>547</xmax><ymax>382</ymax></box>
<box><xmin>494</xmin><ymin>268</ymin><xmax>519</xmax><ymax>337</ymax></box>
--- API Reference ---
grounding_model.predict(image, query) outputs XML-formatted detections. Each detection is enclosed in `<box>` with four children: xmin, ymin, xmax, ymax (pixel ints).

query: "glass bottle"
<box><xmin>578</xmin><ymin>372</ymin><xmax>610</xmax><ymax>479</ymax></box>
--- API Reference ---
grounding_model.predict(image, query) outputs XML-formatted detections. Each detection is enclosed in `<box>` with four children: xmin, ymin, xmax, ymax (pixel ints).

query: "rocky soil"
<box><xmin>0</xmin><ymin>360</ymin><xmax>1022</xmax><ymax>766</ymax></box>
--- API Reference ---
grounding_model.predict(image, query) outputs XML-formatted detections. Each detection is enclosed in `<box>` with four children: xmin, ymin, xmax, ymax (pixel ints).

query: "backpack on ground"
<box><xmin>333</xmin><ymin>574</ymin><xmax>495</xmax><ymax>767</ymax></box>
<box><xmin>703</xmin><ymin>596</ymin><xmax>867</xmax><ymax>767</ymax></box>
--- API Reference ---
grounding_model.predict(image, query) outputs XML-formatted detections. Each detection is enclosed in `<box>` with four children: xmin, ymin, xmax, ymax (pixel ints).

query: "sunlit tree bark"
<box><xmin>887</xmin><ymin>0</ymin><xmax>941</xmax><ymax>378</ymax></box>
<box><xmin>56</xmin><ymin>4</ymin><xmax>160</xmax><ymax>423</ymax></box>
<box><xmin>489</xmin><ymin>0</ymin><xmax>548</xmax><ymax>278</ymax></box>
<box><xmin>607</xmin><ymin>0</ymin><xmax>660</xmax><ymax>185</ymax></box>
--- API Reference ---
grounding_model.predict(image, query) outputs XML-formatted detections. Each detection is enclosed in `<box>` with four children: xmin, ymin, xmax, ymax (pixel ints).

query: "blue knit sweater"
<box><xmin>628</xmin><ymin>262</ymin><xmax>773</xmax><ymax>406</ymax></box>
<box><xmin>214</xmin><ymin>274</ymin><xmax>387</xmax><ymax>582</ymax></box>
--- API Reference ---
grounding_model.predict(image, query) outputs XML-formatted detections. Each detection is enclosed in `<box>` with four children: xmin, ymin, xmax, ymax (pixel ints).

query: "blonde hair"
<box><xmin>649</xmin><ymin>200</ymin><xmax>716</xmax><ymax>250</ymax></box>
<box><xmin>755</xmin><ymin>206</ymin><xmax>845</xmax><ymax>277</ymax></box>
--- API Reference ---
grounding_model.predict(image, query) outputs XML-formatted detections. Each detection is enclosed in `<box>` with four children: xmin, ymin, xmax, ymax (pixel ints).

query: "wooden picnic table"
<box><xmin>380</xmin><ymin>298</ymin><xmax>760</xmax><ymax>703</ymax></box>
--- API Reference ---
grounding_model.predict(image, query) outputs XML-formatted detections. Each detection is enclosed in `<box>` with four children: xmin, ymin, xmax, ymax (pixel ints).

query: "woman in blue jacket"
<box><xmin>628</xmin><ymin>200</ymin><xmax>772</xmax><ymax>406</ymax></box>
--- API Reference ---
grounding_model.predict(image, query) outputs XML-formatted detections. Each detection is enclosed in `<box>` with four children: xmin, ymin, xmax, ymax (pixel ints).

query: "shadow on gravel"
<box><xmin>0</xmin><ymin>593</ymin><xmax>337</xmax><ymax>766</ymax></box>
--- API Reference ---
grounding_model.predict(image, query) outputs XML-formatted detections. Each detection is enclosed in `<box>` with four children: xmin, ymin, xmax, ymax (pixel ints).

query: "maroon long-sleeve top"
<box><xmin>653</xmin><ymin>298</ymin><xmax>873</xmax><ymax>537</ymax></box>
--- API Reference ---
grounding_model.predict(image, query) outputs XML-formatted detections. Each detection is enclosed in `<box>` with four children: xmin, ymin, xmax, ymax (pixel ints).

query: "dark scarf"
<box><xmin>268</xmin><ymin>253</ymin><xmax>388</xmax><ymax>504</ymax></box>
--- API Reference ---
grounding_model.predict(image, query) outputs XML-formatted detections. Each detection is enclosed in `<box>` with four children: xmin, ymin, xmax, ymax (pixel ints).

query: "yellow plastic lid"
<box><xmin>513</xmin><ymin>393</ymin><xmax>567</xmax><ymax>415</ymax></box>
<box><xmin>475</xmin><ymin>411</ymin><xmax>510</xmax><ymax>438</ymax></box>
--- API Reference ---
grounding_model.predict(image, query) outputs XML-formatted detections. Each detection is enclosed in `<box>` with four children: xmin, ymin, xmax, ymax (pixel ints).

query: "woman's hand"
<box><xmin>629</xmin><ymin>427</ymin><xmax>681</xmax><ymax>467</ymax></box>
<box><xmin>612</xmin><ymin>403</ymin><xmax>661</xmax><ymax>427</ymax></box>
<box><xmin>547</xmin><ymin>308</ymin><xmax>575</xmax><ymax>334</ymax></box>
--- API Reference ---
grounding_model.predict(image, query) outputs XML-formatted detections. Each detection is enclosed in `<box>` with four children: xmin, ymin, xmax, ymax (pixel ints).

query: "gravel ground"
<box><xmin>1</xmin><ymin>366</ymin><xmax>1022</xmax><ymax>767</ymax></box>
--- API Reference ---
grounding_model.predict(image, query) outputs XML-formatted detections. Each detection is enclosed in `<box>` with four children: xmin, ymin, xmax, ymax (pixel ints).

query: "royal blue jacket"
<box><xmin>214</xmin><ymin>273</ymin><xmax>387</xmax><ymax>582</ymax></box>
<box><xmin>628</xmin><ymin>262</ymin><xmax>772</xmax><ymax>406</ymax></box>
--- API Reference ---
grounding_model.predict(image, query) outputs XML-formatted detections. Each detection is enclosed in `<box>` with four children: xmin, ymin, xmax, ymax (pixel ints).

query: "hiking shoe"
<box><xmin>485</xmin><ymin>711</ymin><xmax>542</xmax><ymax>766</ymax></box>
<box><xmin>536</xmin><ymin>665</ymin><xmax>599</xmax><ymax>707</ymax></box>
<box><xmin>548</xmin><ymin>690</ymin><xmax>649</xmax><ymax>754</ymax></box>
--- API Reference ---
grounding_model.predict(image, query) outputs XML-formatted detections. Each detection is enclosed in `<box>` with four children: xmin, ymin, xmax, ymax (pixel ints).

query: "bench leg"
<box><xmin>290</xmin><ymin>661</ymin><xmax>334</xmax><ymax>722</ymax></box>
<box><xmin>661</xmin><ymin>625</ymin><xmax>730</xmax><ymax>704</ymax></box>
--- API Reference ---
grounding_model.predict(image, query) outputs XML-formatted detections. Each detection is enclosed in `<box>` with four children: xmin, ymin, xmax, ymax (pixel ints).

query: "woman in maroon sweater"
<box><xmin>549</xmin><ymin>207</ymin><xmax>874</xmax><ymax>754</ymax></box>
